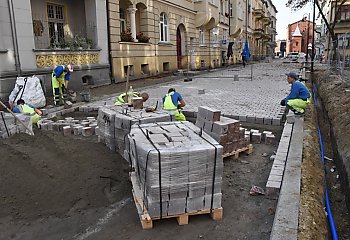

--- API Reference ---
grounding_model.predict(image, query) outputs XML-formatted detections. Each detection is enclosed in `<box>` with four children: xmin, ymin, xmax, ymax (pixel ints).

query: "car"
<box><xmin>286</xmin><ymin>52</ymin><xmax>299</xmax><ymax>61</ymax></box>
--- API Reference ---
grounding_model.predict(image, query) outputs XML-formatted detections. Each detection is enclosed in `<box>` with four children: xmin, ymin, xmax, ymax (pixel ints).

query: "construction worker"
<box><xmin>162</xmin><ymin>88</ymin><xmax>186</xmax><ymax>121</ymax></box>
<box><xmin>280</xmin><ymin>72</ymin><xmax>310</xmax><ymax>116</ymax></box>
<box><xmin>114</xmin><ymin>92</ymin><xmax>149</xmax><ymax>105</ymax></box>
<box><xmin>52</xmin><ymin>64</ymin><xmax>73</xmax><ymax>106</ymax></box>
<box><xmin>12</xmin><ymin>99</ymin><xmax>42</xmax><ymax>124</ymax></box>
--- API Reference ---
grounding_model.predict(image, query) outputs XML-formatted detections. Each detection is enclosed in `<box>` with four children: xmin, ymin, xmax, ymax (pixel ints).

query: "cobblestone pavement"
<box><xmin>84</xmin><ymin>60</ymin><xmax>300</xmax><ymax>125</ymax></box>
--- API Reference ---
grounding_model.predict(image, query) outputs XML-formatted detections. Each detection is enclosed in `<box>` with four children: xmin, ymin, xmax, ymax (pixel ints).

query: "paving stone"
<box><xmin>62</xmin><ymin>126</ymin><xmax>72</xmax><ymax>136</ymax></box>
<box><xmin>82</xmin><ymin>127</ymin><xmax>93</xmax><ymax>137</ymax></box>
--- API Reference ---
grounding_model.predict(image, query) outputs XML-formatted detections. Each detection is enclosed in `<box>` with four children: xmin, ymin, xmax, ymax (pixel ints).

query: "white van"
<box><xmin>286</xmin><ymin>52</ymin><xmax>299</xmax><ymax>61</ymax></box>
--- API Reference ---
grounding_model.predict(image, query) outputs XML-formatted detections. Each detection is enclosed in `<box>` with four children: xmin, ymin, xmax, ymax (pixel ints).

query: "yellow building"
<box><xmin>107</xmin><ymin>0</ymin><xmax>277</xmax><ymax>82</ymax></box>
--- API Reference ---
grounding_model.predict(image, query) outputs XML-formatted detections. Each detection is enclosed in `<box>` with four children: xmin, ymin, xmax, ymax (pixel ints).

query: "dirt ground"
<box><xmin>313</xmin><ymin>70</ymin><xmax>350</xmax><ymax>239</ymax></box>
<box><xmin>0</xmin><ymin>113</ymin><xmax>281</xmax><ymax>239</ymax></box>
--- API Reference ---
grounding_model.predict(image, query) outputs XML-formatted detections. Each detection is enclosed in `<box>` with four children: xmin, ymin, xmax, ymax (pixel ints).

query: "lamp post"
<box><xmin>311</xmin><ymin>0</ymin><xmax>316</xmax><ymax>72</ymax></box>
<box><xmin>302</xmin><ymin>13</ymin><xmax>310</xmax><ymax>63</ymax></box>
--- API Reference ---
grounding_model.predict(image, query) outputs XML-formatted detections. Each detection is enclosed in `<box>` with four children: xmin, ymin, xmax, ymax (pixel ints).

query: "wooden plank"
<box><xmin>223</xmin><ymin>144</ymin><xmax>254</xmax><ymax>158</ymax></box>
<box><xmin>130</xmin><ymin>172</ymin><xmax>223</xmax><ymax>229</ymax></box>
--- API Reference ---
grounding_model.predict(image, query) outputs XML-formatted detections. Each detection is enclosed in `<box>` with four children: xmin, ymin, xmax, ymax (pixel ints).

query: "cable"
<box><xmin>312</xmin><ymin>83</ymin><xmax>338</xmax><ymax>240</ymax></box>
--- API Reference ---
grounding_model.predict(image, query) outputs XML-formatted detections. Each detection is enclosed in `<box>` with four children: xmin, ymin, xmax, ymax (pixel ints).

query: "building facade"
<box><xmin>107</xmin><ymin>0</ymin><xmax>277</xmax><ymax>82</ymax></box>
<box><xmin>0</xmin><ymin>0</ymin><xmax>110</xmax><ymax>100</ymax></box>
<box><xmin>286</xmin><ymin>18</ymin><xmax>314</xmax><ymax>54</ymax></box>
<box><xmin>323</xmin><ymin>0</ymin><xmax>350</xmax><ymax>59</ymax></box>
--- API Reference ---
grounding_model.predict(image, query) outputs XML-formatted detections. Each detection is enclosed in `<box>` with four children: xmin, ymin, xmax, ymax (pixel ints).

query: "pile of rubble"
<box><xmin>0</xmin><ymin>112</ymin><xmax>32</xmax><ymax>138</ymax></box>
<box><xmin>128</xmin><ymin>121</ymin><xmax>223</xmax><ymax>218</ymax></box>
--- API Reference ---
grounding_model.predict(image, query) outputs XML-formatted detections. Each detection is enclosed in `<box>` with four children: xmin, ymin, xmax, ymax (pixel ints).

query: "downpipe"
<box><xmin>312</xmin><ymin>83</ymin><xmax>338</xmax><ymax>240</ymax></box>
<box><xmin>8</xmin><ymin>0</ymin><xmax>21</xmax><ymax>76</ymax></box>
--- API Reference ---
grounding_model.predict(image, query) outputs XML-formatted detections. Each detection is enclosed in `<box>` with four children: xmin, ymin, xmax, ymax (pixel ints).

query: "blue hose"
<box><xmin>312</xmin><ymin>83</ymin><xmax>339</xmax><ymax>240</ymax></box>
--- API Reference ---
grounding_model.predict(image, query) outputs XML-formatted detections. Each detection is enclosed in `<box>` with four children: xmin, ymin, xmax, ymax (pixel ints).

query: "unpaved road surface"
<box><xmin>0</xmin><ymin>123</ymin><xmax>280</xmax><ymax>240</ymax></box>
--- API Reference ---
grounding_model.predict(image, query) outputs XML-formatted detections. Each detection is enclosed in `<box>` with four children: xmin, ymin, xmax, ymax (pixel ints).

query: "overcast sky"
<box><xmin>272</xmin><ymin>0</ymin><xmax>314</xmax><ymax>40</ymax></box>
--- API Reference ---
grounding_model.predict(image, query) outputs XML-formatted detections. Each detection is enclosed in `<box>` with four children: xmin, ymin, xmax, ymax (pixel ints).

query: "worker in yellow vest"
<box><xmin>12</xmin><ymin>99</ymin><xmax>42</xmax><ymax>124</ymax></box>
<box><xmin>114</xmin><ymin>92</ymin><xmax>149</xmax><ymax>105</ymax></box>
<box><xmin>162</xmin><ymin>88</ymin><xmax>186</xmax><ymax>121</ymax></box>
<box><xmin>52</xmin><ymin>64</ymin><xmax>73</xmax><ymax>106</ymax></box>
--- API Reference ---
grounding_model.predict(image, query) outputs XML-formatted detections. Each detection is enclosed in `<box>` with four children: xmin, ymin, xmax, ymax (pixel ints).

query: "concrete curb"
<box><xmin>270</xmin><ymin>116</ymin><xmax>304</xmax><ymax>240</ymax></box>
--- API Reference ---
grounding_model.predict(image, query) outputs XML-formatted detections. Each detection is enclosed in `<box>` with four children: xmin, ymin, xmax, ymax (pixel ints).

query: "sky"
<box><xmin>272</xmin><ymin>0</ymin><xmax>315</xmax><ymax>40</ymax></box>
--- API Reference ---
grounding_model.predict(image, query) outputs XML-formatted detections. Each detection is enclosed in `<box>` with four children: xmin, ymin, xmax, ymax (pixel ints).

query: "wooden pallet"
<box><xmin>223</xmin><ymin>144</ymin><xmax>253</xmax><ymax>159</ymax></box>
<box><xmin>130</xmin><ymin>172</ymin><xmax>223</xmax><ymax>229</ymax></box>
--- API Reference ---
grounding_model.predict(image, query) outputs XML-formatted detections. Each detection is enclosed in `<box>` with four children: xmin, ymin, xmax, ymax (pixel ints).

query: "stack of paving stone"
<box><xmin>97</xmin><ymin>106</ymin><xmax>175</xmax><ymax>157</ymax></box>
<box><xmin>195</xmin><ymin>106</ymin><xmax>249</xmax><ymax>155</ymax></box>
<box><xmin>244</xmin><ymin>128</ymin><xmax>276</xmax><ymax>145</ymax></box>
<box><xmin>0</xmin><ymin>111</ymin><xmax>32</xmax><ymax>138</ymax></box>
<box><xmin>128</xmin><ymin>121</ymin><xmax>223</xmax><ymax>218</ymax></box>
<box><xmin>37</xmin><ymin>116</ymin><xmax>98</xmax><ymax>137</ymax></box>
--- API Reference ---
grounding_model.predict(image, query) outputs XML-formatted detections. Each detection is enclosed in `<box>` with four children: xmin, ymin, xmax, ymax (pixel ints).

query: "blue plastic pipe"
<box><xmin>312</xmin><ymin>83</ymin><xmax>339</xmax><ymax>240</ymax></box>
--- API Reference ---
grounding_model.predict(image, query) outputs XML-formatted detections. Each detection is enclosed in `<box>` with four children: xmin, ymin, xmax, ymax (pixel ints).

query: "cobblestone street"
<box><xmin>87</xmin><ymin>60</ymin><xmax>299</xmax><ymax>125</ymax></box>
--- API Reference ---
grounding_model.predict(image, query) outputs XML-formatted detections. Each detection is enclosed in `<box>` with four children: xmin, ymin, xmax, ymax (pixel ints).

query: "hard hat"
<box><xmin>67</xmin><ymin>64</ymin><xmax>73</xmax><ymax>72</ymax></box>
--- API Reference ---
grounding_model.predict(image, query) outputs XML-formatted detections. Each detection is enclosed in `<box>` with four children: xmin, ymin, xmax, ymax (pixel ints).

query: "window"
<box><xmin>222</xmin><ymin>29</ymin><xmax>227</xmax><ymax>44</ymax></box>
<box><xmin>47</xmin><ymin>3</ymin><xmax>65</xmax><ymax>47</ymax></box>
<box><xmin>230</xmin><ymin>3</ymin><xmax>233</xmax><ymax>17</ymax></box>
<box><xmin>160</xmin><ymin>12</ymin><xmax>168</xmax><ymax>42</ymax></box>
<box><xmin>213</xmin><ymin>28</ymin><xmax>219</xmax><ymax>47</ymax></box>
<box><xmin>120</xmin><ymin>8</ymin><xmax>126</xmax><ymax>33</ymax></box>
<box><xmin>199</xmin><ymin>29</ymin><xmax>205</xmax><ymax>46</ymax></box>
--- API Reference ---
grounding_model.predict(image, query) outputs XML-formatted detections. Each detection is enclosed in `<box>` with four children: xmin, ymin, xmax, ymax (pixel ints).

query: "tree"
<box><xmin>286</xmin><ymin>0</ymin><xmax>348</xmax><ymax>59</ymax></box>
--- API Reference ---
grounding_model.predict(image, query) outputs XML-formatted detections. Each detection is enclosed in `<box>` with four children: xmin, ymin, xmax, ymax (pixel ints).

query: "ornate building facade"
<box><xmin>107</xmin><ymin>0</ymin><xmax>277</xmax><ymax>82</ymax></box>
<box><xmin>0</xmin><ymin>0</ymin><xmax>110</xmax><ymax>99</ymax></box>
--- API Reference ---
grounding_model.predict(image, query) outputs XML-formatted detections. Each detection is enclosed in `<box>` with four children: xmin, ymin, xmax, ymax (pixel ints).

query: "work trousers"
<box><xmin>52</xmin><ymin>74</ymin><xmax>67</xmax><ymax>106</ymax></box>
<box><xmin>287</xmin><ymin>98</ymin><xmax>310</xmax><ymax>113</ymax></box>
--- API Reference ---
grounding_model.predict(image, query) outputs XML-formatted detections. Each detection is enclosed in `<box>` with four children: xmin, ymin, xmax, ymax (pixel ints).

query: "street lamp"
<box><xmin>302</xmin><ymin>13</ymin><xmax>311</xmax><ymax>63</ymax></box>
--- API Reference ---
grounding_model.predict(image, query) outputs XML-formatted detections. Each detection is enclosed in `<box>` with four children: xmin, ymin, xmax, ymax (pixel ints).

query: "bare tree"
<box><xmin>286</xmin><ymin>0</ymin><xmax>348</xmax><ymax>59</ymax></box>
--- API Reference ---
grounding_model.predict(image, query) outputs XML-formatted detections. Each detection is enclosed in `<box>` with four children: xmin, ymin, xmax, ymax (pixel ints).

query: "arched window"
<box><xmin>160</xmin><ymin>12</ymin><xmax>168</xmax><ymax>42</ymax></box>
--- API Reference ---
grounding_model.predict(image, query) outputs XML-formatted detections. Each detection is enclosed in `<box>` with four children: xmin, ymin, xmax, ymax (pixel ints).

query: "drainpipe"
<box><xmin>8</xmin><ymin>0</ymin><xmax>21</xmax><ymax>76</ymax></box>
<box><xmin>105</xmin><ymin>0</ymin><xmax>114</xmax><ymax>82</ymax></box>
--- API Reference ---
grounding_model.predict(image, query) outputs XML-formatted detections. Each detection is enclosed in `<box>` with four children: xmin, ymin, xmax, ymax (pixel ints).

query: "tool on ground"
<box><xmin>0</xmin><ymin>98</ymin><xmax>34</xmax><ymax>136</ymax></box>
<box><xmin>145</xmin><ymin>100</ymin><xmax>158</xmax><ymax>112</ymax></box>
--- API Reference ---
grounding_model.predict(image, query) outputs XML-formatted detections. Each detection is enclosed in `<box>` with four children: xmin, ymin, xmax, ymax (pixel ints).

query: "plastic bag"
<box><xmin>8</xmin><ymin>76</ymin><xmax>46</xmax><ymax>108</ymax></box>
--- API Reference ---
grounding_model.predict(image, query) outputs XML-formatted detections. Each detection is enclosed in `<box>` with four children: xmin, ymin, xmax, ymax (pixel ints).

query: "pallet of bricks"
<box><xmin>128</xmin><ymin>121</ymin><xmax>223</xmax><ymax>229</ymax></box>
<box><xmin>0</xmin><ymin>111</ymin><xmax>32</xmax><ymax>138</ymax></box>
<box><xmin>195</xmin><ymin>106</ymin><xmax>253</xmax><ymax>158</ymax></box>
<box><xmin>96</xmin><ymin>106</ymin><xmax>175</xmax><ymax>160</ymax></box>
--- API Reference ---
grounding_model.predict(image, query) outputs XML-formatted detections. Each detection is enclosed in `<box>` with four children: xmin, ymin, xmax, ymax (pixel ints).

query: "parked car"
<box><xmin>286</xmin><ymin>52</ymin><xmax>299</xmax><ymax>61</ymax></box>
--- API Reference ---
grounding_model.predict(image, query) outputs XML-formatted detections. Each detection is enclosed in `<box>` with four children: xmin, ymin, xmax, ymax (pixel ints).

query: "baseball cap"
<box><xmin>286</xmin><ymin>72</ymin><xmax>298</xmax><ymax>79</ymax></box>
<box><xmin>67</xmin><ymin>64</ymin><xmax>73</xmax><ymax>72</ymax></box>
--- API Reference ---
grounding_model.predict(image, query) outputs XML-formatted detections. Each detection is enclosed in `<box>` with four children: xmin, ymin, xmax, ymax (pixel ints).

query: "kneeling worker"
<box><xmin>163</xmin><ymin>88</ymin><xmax>186</xmax><ymax>121</ymax></box>
<box><xmin>280</xmin><ymin>72</ymin><xmax>310</xmax><ymax>116</ymax></box>
<box><xmin>114</xmin><ymin>91</ymin><xmax>149</xmax><ymax>105</ymax></box>
<box><xmin>12</xmin><ymin>99</ymin><xmax>42</xmax><ymax>124</ymax></box>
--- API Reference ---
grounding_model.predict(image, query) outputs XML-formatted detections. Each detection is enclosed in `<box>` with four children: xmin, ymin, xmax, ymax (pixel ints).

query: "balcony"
<box><xmin>262</xmin><ymin>16</ymin><xmax>271</xmax><ymax>26</ymax></box>
<box><xmin>219</xmin><ymin>13</ymin><xmax>229</xmax><ymax>25</ymax></box>
<box><xmin>333</xmin><ymin>19</ymin><xmax>350</xmax><ymax>32</ymax></box>
<box><xmin>252</xmin><ymin>8</ymin><xmax>265</xmax><ymax>18</ymax></box>
<box><xmin>253</xmin><ymin>28</ymin><xmax>264</xmax><ymax>36</ymax></box>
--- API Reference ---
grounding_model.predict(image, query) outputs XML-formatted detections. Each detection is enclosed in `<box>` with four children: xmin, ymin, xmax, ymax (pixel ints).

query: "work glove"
<box><xmin>280</xmin><ymin>99</ymin><xmax>286</xmax><ymax>106</ymax></box>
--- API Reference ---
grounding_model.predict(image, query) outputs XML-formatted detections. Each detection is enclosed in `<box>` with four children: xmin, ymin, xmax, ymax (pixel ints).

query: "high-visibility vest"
<box><xmin>163</xmin><ymin>92</ymin><xmax>177</xmax><ymax>110</ymax></box>
<box><xmin>18</xmin><ymin>104</ymin><xmax>41</xmax><ymax>124</ymax></box>
<box><xmin>114</xmin><ymin>92</ymin><xmax>140</xmax><ymax>105</ymax></box>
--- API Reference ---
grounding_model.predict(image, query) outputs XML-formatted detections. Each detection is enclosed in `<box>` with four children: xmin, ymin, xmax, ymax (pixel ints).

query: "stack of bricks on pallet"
<box><xmin>195</xmin><ymin>106</ymin><xmax>249</xmax><ymax>155</ymax></box>
<box><xmin>0</xmin><ymin>112</ymin><xmax>32</xmax><ymax>138</ymax></box>
<box><xmin>128</xmin><ymin>121</ymin><xmax>223</xmax><ymax>218</ymax></box>
<box><xmin>37</xmin><ymin>116</ymin><xmax>98</xmax><ymax>137</ymax></box>
<box><xmin>266</xmin><ymin>123</ymin><xmax>293</xmax><ymax>196</ymax></box>
<box><xmin>97</xmin><ymin>106</ymin><xmax>175</xmax><ymax>157</ymax></box>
